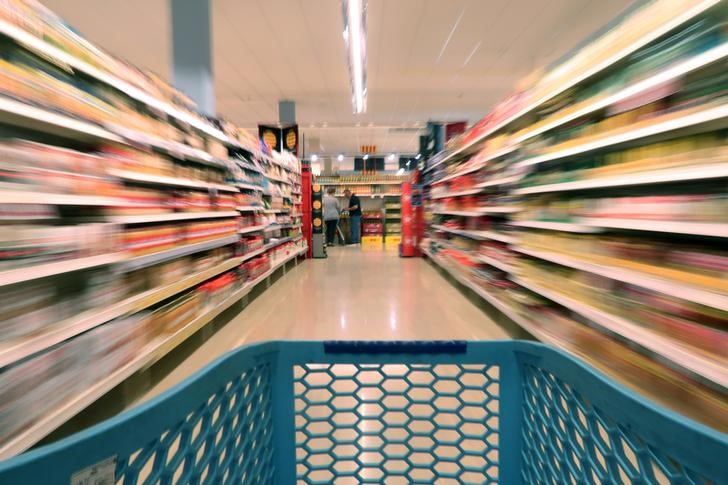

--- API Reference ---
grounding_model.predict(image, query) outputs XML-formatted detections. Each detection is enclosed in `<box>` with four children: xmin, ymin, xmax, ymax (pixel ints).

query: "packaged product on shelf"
<box><xmin>103</xmin><ymin>147</ymin><xmax>175</xmax><ymax>177</ymax></box>
<box><xmin>0</xmin><ymin>222</ymin><xmax>119</xmax><ymax>271</ymax></box>
<box><xmin>0</xmin><ymin>313</ymin><xmax>145</xmax><ymax>444</ymax></box>
<box><xmin>241</xmin><ymin>254</ymin><xmax>271</xmax><ymax>281</ymax></box>
<box><xmin>182</xmin><ymin>220</ymin><xmax>237</xmax><ymax>245</ymax></box>
<box><xmin>173</xmin><ymin>190</ymin><xmax>211</xmax><ymax>212</ymax></box>
<box><xmin>150</xmin><ymin>292</ymin><xmax>201</xmax><ymax>337</ymax></box>
<box><xmin>198</xmin><ymin>272</ymin><xmax>239</xmax><ymax>312</ymax></box>
<box><xmin>124</xmin><ymin>224</ymin><xmax>182</xmax><ymax>256</ymax></box>
<box><xmin>1</xmin><ymin>280</ymin><xmax>59</xmax><ymax>339</ymax></box>
<box><xmin>213</xmin><ymin>192</ymin><xmax>237</xmax><ymax>211</ymax></box>
<box><xmin>108</xmin><ymin>186</ymin><xmax>172</xmax><ymax>215</ymax></box>
<box><xmin>0</xmin><ymin>141</ymin><xmax>120</xmax><ymax>197</ymax></box>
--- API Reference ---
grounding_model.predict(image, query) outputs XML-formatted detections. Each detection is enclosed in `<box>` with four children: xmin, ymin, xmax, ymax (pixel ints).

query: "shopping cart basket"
<box><xmin>0</xmin><ymin>341</ymin><xmax>725</xmax><ymax>484</ymax></box>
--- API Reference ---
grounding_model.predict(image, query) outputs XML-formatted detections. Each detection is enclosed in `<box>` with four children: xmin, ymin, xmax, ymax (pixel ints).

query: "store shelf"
<box><xmin>577</xmin><ymin>218</ymin><xmax>728</xmax><ymax>238</ymax></box>
<box><xmin>108</xmin><ymin>211</ymin><xmax>238</xmax><ymax>224</ymax></box>
<box><xmin>476</xmin><ymin>206</ymin><xmax>522</xmax><ymax>214</ymax></box>
<box><xmin>513</xmin><ymin>163</ymin><xmax>728</xmax><ymax>195</ymax></box>
<box><xmin>431</xmin><ymin>225</ymin><xmax>515</xmax><ymax>244</ymax></box>
<box><xmin>0</xmin><ymin>95</ymin><xmax>122</xmax><ymax>143</ymax></box>
<box><xmin>476</xmin><ymin>254</ymin><xmax>515</xmax><ymax>273</ymax></box>
<box><xmin>334</xmin><ymin>193</ymin><xmax>402</xmax><ymax>198</ymax></box>
<box><xmin>0</xmin><ymin>257</ymin><xmax>242</xmax><ymax>368</ymax></box>
<box><xmin>0</xmin><ymin>191</ymin><xmax>123</xmax><ymax>206</ymax></box>
<box><xmin>512</xmin><ymin>276</ymin><xmax>727</xmax><ymax>389</ymax></box>
<box><xmin>265</xmin><ymin>224</ymin><xmax>293</xmax><ymax>231</ymax></box>
<box><xmin>430</xmin><ymin>188</ymin><xmax>484</xmax><ymax>199</ymax></box>
<box><xmin>513</xmin><ymin>246</ymin><xmax>728</xmax><ymax>312</ymax></box>
<box><xmin>266</xmin><ymin>174</ymin><xmax>292</xmax><ymax>185</ymax></box>
<box><xmin>238</xmin><ymin>225</ymin><xmax>266</xmax><ymax>235</ymax></box>
<box><xmin>0</xmin><ymin>252</ymin><xmax>124</xmax><ymax>288</ymax></box>
<box><xmin>0</xmin><ymin>19</ymin><xmax>227</xmax><ymax>141</ymax></box>
<box><xmin>423</xmin><ymin>248</ymin><xmax>554</xmax><ymax>344</ymax></box>
<box><xmin>236</xmin><ymin>205</ymin><xmax>264</xmax><ymax>212</ymax></box>
<box><xmin>475</xmin><ymin>174</ymin><xmax>523</xmax><ymax>189</ymax></box>
<box><xmin>434</xmin><ymin>164</ymin><xmax>485</xmax><ymax>184</ymax></box>
<box><xmin>512</xmin><ymin>41</ymin><xmax>728</xmax><ymax>143</ymax></box>
<box><xmin>236</xmin><ymin>163</ymin><xmax>263</xmax><ymax>174</ymax></box>
<box><xmin>0</xmin><ymin>247</ymin><xmax>306</xmax><ymax>459</ymax></box>
<box><xmin>263</xmin><ymin>208</ymin><xmax>291</xmax><ymax>214</ymax></box>
<box><xmin>236</xmin><ymin>182</ymin><xmax>264</xmax><ymax>191</ymax></box>
<box><xmin>318</xmin><ymin>180</ymin><xmax>404</xmax><ymax>186</ymax></box>
<box><xmin>509</xmin><ymin>220</ymin><xmax>603</xmax><ymax>233</ymax></box>
<box><xmin>514</xmin><ymin>103</ymin><xmax>728</xmax><ymax>169</ymax></box>
<box><xmin>433</xmin><ymin>209</ymin><xmax>482</xmax><ymax>217</ymax></box>
<box><xmin>456</xmin><ymin>0</ymin><xmax>721</xmax><ymax>145</ymax></box>
<box><xmin>107</xmin><ymin>169</ymin><xmax>237</xmax><ymax>192</ymax></box>
<box><xmin>122</xmin><ymin>235</ymin><xmax>239</xmax><ymax>272</ymax></box>
<box><xmin>433</xmin><ymin>145</ymin><xmax>519</xmax><ymax>184</ymax></box>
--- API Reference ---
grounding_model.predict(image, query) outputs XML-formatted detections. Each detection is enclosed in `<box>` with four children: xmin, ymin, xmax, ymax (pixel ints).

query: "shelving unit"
<box><xmin>422</xmin><ymin>0</ymin><xmax>728</xmax><ymax>423</ymax></box>
<box><xmin>315</xmin><ymin>175</ymin><xmax>408</xmax><ymax>246</ymax></box>
<box><xmin>0</xmin><ymin>0</ymin><xmax>307</xmax><ymax>458</ymax></box>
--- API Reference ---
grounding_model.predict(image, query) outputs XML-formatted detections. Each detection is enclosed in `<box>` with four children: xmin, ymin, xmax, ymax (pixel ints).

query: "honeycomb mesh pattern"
<box><xmin>294</xmin><ymin>363</ymin><xmax>501</xmax><ymax>484</ymax></box>
<box><xmin>521</xmin><ymin>364</ymin><xmax>709</xmax><ymax>484</ymax></box>
<box><xmin>115</xmin><ymin>363</ymin><xmax>275</xmax><ymax>485</ymax></box>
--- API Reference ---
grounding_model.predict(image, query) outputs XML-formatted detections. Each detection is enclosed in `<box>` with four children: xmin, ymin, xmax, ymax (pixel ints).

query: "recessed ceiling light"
<box><xmin>363</xmin><ymin>154</ymin><xmax>369</xmax><ymax>160</ymax></box>
<box><xmin>311</xmin><ymin>154</ymin><xmax>318</xmax><ymax>162</ymax></box>
<box><xmin>387</xmin><ymin>154</ymin><xmax>395</xmax><ymax>161</ymax></box>
<box><xmin>337</xmin><ymin>154</ymin><xmax>344</xmax><ymax>162</ymax></box>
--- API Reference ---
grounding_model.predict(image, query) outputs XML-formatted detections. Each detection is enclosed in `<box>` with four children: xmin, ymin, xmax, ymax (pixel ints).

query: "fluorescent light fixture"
<box><xmin>363</xmin><ymin>154</ymin><xmax>369</xmax><ymax>160</ymax></box>
<box><xmin>311</xmin><ymin>154</ymin><xmax>318</xmax><ymax>162</ymax></box>
<box><xmin>342</xmin><ymin>0</ymin><xmax>367</xmax><ymax>114</ymax></box>
<box><xmin>397</xmin><ymin>168</ymin><xmax>405</xmax><ymax>175</ymax></box>
<box><xmin>337</xmin><ymin>154</ymin><xmax>344</xmax><ymax>162</ymax></box>
<box><xmin>387</xmin><ymin>153</ymin><xmax>395</xmax><ymax>161</ymax></box>
<box><xmin>415</xmin><ymin>153</ymin><xmax>421</xmax><ymax>160</ymax></box>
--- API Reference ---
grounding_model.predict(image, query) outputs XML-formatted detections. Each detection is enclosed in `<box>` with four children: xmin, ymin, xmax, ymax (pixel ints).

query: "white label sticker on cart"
<box><xmin>70</xmin><ymin>456</ymin><xmax>116</xmax><ymax>485</ymax></box>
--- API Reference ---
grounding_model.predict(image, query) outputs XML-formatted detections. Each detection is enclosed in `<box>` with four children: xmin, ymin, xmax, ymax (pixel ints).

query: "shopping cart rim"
<box><xmin>1</xmin><ymin>339</ymin><xmax>725</xmax><ymax>471</ymax></box>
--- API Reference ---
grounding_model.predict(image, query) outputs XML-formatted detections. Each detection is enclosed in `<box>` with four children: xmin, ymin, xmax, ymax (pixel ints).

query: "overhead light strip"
<box><xmin>342</xmin><ymin>0</ymin><xmax>367</xmax><ymax>114</ymax></box>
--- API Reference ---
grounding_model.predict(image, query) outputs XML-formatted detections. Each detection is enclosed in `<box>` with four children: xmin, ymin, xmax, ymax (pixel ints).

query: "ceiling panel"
<box><xmin>41</xmin><ymin>0</ymin><xmax>634</xmax><ymax>155</ymax></box>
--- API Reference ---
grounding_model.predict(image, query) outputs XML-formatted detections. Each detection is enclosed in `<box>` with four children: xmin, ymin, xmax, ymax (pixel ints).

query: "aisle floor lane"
<box><xmin>135</xmin><ymin>247</ymin><xmax>509</xmax><ymax>404</ymax></box>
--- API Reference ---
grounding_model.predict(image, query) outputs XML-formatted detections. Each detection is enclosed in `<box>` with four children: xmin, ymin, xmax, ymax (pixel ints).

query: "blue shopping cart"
<box><xmin>0</xmin><ymin>341</ymin><xmax>725</xmax><ymax>484</ymax></box>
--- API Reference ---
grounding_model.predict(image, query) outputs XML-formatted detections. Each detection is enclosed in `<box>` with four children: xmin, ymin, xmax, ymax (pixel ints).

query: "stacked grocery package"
<box><xmin>0</xmin><ymin>0</ymin><xmax>306</xmax><ymax>457</ymax></box>
<box><xmin>422</xmin><ymin>0</ymin><xmax>727</xmax><ymax>430</ymax></box>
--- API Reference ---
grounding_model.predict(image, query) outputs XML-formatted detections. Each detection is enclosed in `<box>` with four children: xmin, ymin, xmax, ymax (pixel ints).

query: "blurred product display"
<box><xmin>423</xmin><ymin>0</ymin><xmax>728</xmax><ymax>430</ymax></box>
<box><xmin>0</xmin><ymin>0</ymin><xmax>306</xmax><ymax>457</ymax></box>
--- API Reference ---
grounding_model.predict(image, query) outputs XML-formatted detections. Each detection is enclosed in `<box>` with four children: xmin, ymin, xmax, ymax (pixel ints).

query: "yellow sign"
<box><xmin>313</xmin><ymin>184</ymin><xmax>321</xmax><ymax>193</ymax></box>
<box><xmin>285</xmin><ymin>130</ymin><xmax>297</xmax><ymax>150</ymax></box>
<box><xmin>313</xmin><ymin>217</ymin><xmax>322</xmax><ymax>227</ymax></box>
<box><xmin>312</xmin><ymin>200</ymin><xmax>322</xmax><ymax>210</ymax></box>
<box><xmin>263</xmin><ymin>130</ymin><xmax>277</xmax><ymax>150</ymax></box>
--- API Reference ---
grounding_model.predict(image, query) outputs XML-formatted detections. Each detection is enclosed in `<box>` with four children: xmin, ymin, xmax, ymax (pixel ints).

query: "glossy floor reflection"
<box><xmin>137</xmin><ymin>247</ymin><xmax>509</xmax><ymax>403</ymax></box>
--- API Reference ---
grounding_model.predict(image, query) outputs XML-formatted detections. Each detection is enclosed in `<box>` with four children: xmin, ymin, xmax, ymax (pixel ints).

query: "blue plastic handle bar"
<box><xmin>324</xmin><ymin>340</ymin><xmax>467</xmax><ymax>354</ymax></box>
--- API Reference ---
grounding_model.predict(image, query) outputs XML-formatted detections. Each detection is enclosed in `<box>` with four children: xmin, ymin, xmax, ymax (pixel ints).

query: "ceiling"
<box><xmin>45</xmin><ymin>0</ymin><xmax>633</xmax><ymax>156</ymax></box>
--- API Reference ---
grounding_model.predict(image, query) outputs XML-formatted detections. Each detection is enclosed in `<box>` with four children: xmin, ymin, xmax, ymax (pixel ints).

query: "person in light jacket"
<box><xmin>323</xmin><ymin>187</ymin><xmax>341</xmax><ymax>245</ymax></box>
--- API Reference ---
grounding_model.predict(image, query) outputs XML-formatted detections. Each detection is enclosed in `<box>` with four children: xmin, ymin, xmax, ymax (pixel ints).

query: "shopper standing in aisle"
<box><xmin>343</xmin><ymin>189</ymin><xmax>361</xmax><ymax>244</ymax></box>
<box><xmin>323</xmin><ymin>187</ymin><xmax>341</xmax><ymax>246</ymax></box>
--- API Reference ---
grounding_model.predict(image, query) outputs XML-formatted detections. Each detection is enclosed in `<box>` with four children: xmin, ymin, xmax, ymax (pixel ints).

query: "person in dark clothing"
<box><xmin>343</xmin><ymin>189</ymin><xmax>361</xmax><ymax>244</ymax></box>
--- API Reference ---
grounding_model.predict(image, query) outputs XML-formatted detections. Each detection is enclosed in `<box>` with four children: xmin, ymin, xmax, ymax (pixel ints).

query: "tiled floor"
<box><xmin>136</xmin><ymin>247</ymin><xmax>509</xmax><ymax>403</ymax></box>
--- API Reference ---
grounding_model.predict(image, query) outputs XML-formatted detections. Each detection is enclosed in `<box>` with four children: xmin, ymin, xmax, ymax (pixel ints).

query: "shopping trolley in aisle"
<box><xmin>0</xmin><ymin>341</ymin><xmax>725</xmax><ymax>484</ymax></box>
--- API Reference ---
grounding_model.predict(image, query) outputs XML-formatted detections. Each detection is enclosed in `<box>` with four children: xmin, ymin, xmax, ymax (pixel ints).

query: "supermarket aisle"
<box><xmin>137</xmin><ymin>247</ymin><xmax>509</xmax><ymax>403</ymax></box>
